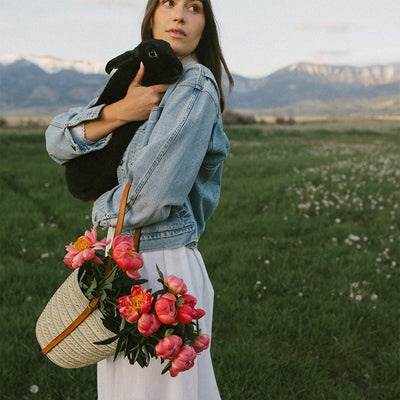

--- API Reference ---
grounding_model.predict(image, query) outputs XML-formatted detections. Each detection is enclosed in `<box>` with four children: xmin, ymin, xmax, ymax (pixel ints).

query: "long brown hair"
<box><xmin>141</xmin><ymin>0</ymin><xmax>234</xmax><ymax>111</ymax></box>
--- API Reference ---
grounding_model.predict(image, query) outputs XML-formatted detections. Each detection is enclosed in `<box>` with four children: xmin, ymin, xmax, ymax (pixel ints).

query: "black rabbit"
<box><xmin>65</xmin><ymin>39</ymin><xmax>183</xmax><ymax>202</ymax></box>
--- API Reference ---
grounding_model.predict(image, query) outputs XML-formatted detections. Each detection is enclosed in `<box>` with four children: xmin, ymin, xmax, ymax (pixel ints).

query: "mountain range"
<box><xmin>1</xmin><ymin>54</ymin><xmax>399</xmax><ymax>116</ymax></box>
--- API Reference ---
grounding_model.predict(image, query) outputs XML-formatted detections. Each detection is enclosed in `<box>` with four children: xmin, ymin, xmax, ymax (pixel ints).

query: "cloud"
<box><xmin>313</xmin><ymin>50</ymin><xmax>352</xmax><ymax>57</ymax></box>
<box><xmin>293</xmin><ymin>19</ymin><xmax>359</xmax><ymax>34</ymax></box>
<box><xmin>311</xmin><ymin>49</ymin><xmax>353</xmax><ymax>64</ymax></box>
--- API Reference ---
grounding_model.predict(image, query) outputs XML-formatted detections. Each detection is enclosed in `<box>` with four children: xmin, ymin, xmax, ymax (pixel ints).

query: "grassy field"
<box><xmin>1</xmin><ymin>121</ymin><xmax>399</xmax><ymax>399</ymax></box>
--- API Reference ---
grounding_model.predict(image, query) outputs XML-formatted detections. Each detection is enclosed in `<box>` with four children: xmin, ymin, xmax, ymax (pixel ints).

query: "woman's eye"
<box><xmin>163</xmin><ymin>0</ymin><xmax>173</xmax><ymax>6</ymax></box>
<box><xmin>188</xmin><ymin>3</ymin><xmax>202</xmax><ymax>13</ymax></box>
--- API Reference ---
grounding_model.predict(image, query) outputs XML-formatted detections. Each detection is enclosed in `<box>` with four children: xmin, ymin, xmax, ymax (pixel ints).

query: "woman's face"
<box><xmin>152</xmin><ymin>0</ymin><xmax>205</xmax><ymax>60</ymax></box>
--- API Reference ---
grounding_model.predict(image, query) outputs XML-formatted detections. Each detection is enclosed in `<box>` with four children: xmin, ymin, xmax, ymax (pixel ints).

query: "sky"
<box><xmin>1</xmin><ymin>0</ymin><xmax>399</xmax><ymax>78</ymax></box>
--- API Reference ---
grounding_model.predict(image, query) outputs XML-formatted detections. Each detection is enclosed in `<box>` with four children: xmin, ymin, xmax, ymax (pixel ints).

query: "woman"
<box><xmin>45</xmin><ymin>0</ymin><xmax>233</xmax><ymax>399</ymax></box>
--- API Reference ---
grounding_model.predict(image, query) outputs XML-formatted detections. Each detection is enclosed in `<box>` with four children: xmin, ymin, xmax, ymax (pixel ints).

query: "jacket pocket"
<box><xmin>147</xmin><ymin>106</ymin><xmax>164</xmax><ymax>127</ymax></box>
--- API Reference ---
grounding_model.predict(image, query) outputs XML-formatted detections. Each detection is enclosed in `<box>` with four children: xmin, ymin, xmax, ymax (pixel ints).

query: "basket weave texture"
<box><xmin>36</xmin><ymin>269</ymin><xmax>117</xmax><ymax>368</ymax></box>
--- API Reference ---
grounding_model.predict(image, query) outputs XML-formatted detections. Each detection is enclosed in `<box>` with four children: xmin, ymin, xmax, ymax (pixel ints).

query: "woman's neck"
<box><xmin>180</xmin><ymin>54</ymin><xmax>198</xmax><ymax>67</ymax></box>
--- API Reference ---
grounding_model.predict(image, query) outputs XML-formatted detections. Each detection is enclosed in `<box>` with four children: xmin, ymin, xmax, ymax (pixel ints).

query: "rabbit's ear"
<box><xmin>105</xmin><ymin>50</ymin><xmax>136</xmax><ymax>74</ymax></box>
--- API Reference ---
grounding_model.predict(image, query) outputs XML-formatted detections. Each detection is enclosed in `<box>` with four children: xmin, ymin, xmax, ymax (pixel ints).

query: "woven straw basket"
<box><xmin>36</xmin><ymin>269</ymin><xmax>117</xmax><ymax>368</ymax></box>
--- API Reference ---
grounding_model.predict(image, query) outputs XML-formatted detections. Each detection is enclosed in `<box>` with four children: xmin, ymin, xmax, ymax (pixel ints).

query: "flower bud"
<box><xmin>156</xmin><ymin>335</ymin><xmax>183</xmax><ymax>360</ymax></box>
<box><xmin>154</xmin><ymin>293</ymin><xmax>178</xmax><ymax>325</ymax></box>
<box><xmin>169</xmin><ymin>346</ymin><xmax>197</xmax><ymax>377</ymax></box>
<box><xmin>138</xmin><ymin>313</ymin><xmax>161</xmax><ymax>337</ymax></box>
<box><xmin>164</xmin><ymin>275</ymin><xmax>188</xmax><ymax>295</ymax></box>
<box><xmin>191</xmin><ymin>334</ymin><xmax>210</xmax><ymax>353</ymax></box>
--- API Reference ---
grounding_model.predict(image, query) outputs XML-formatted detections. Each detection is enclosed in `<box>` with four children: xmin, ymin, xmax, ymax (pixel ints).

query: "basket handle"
<box><xmin>42</xmin><ymin>182</ymin><xmax>140</xmax><ymax>356</ymax></box>
<box><xmin>105</xmin><ymin>182</ymin><xmax>141</xmax><ymax>274</ymax></box>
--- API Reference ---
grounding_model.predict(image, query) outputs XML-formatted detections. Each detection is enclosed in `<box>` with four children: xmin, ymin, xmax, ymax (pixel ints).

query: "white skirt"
<box><xmin>97</xmin><ymin>246</ymin><xmax>221</xmax><ymax>400</ymax></box>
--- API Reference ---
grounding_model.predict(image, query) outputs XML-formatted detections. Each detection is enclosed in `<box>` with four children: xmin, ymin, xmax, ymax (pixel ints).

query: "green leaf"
<box><xmin>142</xmin><ymin>344</ymin><xmax>150</xmax><ymax>366</ymax></box>
<box><xmin>84</xmin><ymin>277</ymin><xmax>98</xmax><ymax>300</ymax></box>
<box><xmin>156</xmin><ymin>264</ymin><xmax>164</xmax><ymax>282</ymax></box>
<box><xmin>133</xmin><ymin>345</ymin><xmax>141</xmax><ymax>364</ymax></box>
<box><xmin>114</xmin><ymin>336</ymin><xmax>127</xmax><ymax>361</ymax></box>
<box><xmin>161</xmin><ymin>361</ymin><xmax>172</xmax><ymax>375</ymax></box>
<box><xmin>165</xmin><ymin>328</ymin><xmax>174</xmax><ymax>337</ymax></box>
<box><xmin>93</xmin><ymin>335</ymin><xmax>119</xmax><ymax>346</ymax></box>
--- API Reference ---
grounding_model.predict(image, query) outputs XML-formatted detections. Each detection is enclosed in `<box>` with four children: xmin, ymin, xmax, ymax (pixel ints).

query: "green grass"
<box><xmin>1</xmin><ymin>124</ymin><xmax>399</xmax><ymax>399</ymax></box>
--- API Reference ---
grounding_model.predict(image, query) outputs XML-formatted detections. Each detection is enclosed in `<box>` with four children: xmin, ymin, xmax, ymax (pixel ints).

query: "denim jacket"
<box><xmin>45</xmin><ymin>63</ymin><xmax>229</xmax><ymax>252</ymax></box>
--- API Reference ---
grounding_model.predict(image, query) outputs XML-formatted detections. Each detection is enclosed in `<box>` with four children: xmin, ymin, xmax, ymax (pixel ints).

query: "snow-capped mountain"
<box><xmin>223</xmin><ymin>62</ymin><xmax>400</xmax><ymax>113</ymax></box>
<box><xmin>0</xmin><ymin>54</ymin><xmax>106</xmax><ymax>74</ymax></box>
<box><xmin>275</xmin><ymin>62</ymin><xmax>400</xmax><ymax>86</ymax></box>
<box><xmin>1</xmin><ymin>55</ymin><xmax>399</xmax><ymax>116</ymax></box>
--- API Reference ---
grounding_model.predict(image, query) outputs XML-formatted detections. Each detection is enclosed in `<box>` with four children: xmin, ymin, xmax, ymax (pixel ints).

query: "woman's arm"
<box><xmin>84</xmin><ymin>64</ymin><xmax>169</xmax><ymax>142</ymax></box>
<box><xmin>45</xmin><ymin>64</ymin><xmax>169</xmax><ymax>163</ymax></box>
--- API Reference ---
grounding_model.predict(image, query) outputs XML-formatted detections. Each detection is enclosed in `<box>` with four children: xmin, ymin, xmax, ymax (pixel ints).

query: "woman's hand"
<box><xmin>84</xmin><ymin>63</ymin><xmax>170</xmax><ymax>142</ymax></box>
<box><xmin>114</xmin><ymin>62</ymin><xmax>170</xmax><ymax>122</ymax></box>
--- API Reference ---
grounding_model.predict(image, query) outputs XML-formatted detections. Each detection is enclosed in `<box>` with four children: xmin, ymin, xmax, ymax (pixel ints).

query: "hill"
<box><xmin>1</xmin><ymin>55</ymin><xmax>399</xmax><ymax>116</ymax></box>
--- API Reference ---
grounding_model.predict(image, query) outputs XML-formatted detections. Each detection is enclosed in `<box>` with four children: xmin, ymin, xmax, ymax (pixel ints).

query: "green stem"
<box><xmin>98</xmin><ymin>264</ymin><xmax>119</xmax><ymax>288</ymax></box>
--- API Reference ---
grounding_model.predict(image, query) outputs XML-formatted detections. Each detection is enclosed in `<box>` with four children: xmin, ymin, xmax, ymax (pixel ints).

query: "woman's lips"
<box><xmin>167</xmin><ymin>29</ymin><xmax>186</xmax><ymax>39</ymax></box>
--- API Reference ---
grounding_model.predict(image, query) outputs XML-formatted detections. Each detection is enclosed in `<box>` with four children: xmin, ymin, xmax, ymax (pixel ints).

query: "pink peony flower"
<box><xmin>155</xmin><ymin>335</ymin><xmax>183</xmax><ymax>360</ymax></box>
<box><xmin>117</xmin><ymin>286</ymin><xmax>153</xmax><ymax>322</ymax></box>
<box><xmin>138</xmin><ymin>313</ymin><xmax>161</xmax><ymax>337</ymax></box>
<box><xmin>180</xmin><ymin>294</ymin><xmax>197</xmax><ymax>308</ymax></box>
<box><xmin>164</xmin><ymin>275</ymin><xmax>187</xmax><ymax>295</ymax></box>
<box><xmin>169</xmin><ymin>346</ymin><xmax>197</xmax><ymax>377</ymax></box>
<box><xmin>177</xmin><ymin>304</ymin><xmax>196</xmax><ymax>324</ymax></box>
<box><xmin>64</xmin><ymin>227</ymin><xmax>108</xmax><ymax>269</ymax></box>
<box><xmin>194</xmin><ymin>308</ymin><xmax>206</xmax><ymax>320</ymax></box>
<box><xmin>176</xmin><ymin>294</ymin><xmax>206</xmax><ymax>323</ymax></box>
<box><xmin>112</xmin><ymin>236</ymin><xmax>144</xmax><ymax>279</ymax></box>
<box><xmin>191</xmin><ymin>334</ymin><xmax>210</xmax><ymax>353</ymax></box>
<box><xmin>154</xmin><ymin>293</ymin><xmax>178</xmax><ymax>325</ymax></box>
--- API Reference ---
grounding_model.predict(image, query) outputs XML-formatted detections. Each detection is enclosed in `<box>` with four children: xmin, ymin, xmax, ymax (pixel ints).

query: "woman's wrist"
<box><xmin>83</xmin><ymin>104</ymin><xmax>127</xmax><ymax>142</ymax></box>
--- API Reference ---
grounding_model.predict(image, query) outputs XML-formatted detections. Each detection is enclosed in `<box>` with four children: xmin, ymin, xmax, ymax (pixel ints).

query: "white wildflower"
<box><xmin>355</xmin><ymin>295</ymin><xmax>362</xmax><ymax>301</ymax></box>
<box><xmin>348</xmin><ymin>234</ymin><xmax>360</xmax><ymax>242</ymax></box>
<box><xmin>30</xmin><ymin>385</ymin><xmax>39</xmax><ymax>394</ymax></box>
<box><xmin>371</xmin><ymin>294</ymin><xmax>378</xmax><ymax>301</ymax></box>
